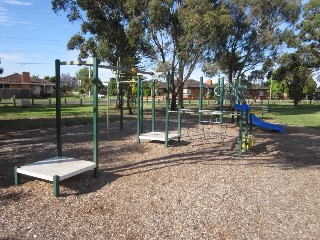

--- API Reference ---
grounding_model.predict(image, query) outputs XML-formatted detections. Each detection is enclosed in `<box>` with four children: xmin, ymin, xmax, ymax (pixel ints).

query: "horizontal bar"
<box><xmin>59</xmin><ymin>61</ymin><xmax>154</xmax><ymax>75</ymax></box>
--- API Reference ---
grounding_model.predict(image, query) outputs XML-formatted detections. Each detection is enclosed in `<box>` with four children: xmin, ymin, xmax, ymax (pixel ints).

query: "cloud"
<box><xmin>0</xmin><ymin>52</ymin><xmax>25</xmax><ymax>62</ymax></box>
<box><xmin>0</xmin><ymin>6</ymin><xmax>12</xmax><ymax>25</ymax></box>
<box><xmin>0</xmin><ymin>3</ymin><xmax>33</xmax><ymax>26</ymax></box>
<box><xmin>3</xmin><ymin>0</ymin><xmax>32</xmax><ymax>6</ymax></box>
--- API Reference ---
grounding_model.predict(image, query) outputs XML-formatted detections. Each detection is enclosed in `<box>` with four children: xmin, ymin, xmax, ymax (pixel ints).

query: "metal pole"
<box><xmin>137</xmin><ymin>76</ymin><xmax>141</xmax><ymax>144</ymax></box>
<box><xmin>269</xmin><ymin>75</ymin><xmax>272</xmax><ymax>100</ymax></box>
<box><xmin>220</xmin><ymin>77</ymin><xmax>224</xmax><ymax>123</ymax></box>
<box><xmin>244</xmin><ymin>109</ymin><xmax>249</xmax><ymax>152</ymax></box>
<box><xmin>107</xmin><ymin>81</ymin><xmax>110</xmax><ymax>137</ymax></box>
<box><xmin>199</xmin><ymin>76</ymin><xmax>203</xmax><ymax>123</ymax></box>
<box><xmin>55</xmin><ymin>59</ymin><xmax>62</xmax><ymax>157</ymax></box>
<box><xmin>165</xmin><ymin>74</ymin><xmax>170</xmax><ymax>148</ymax></box>
<box><xmin>141</xmin><ymin>78</ymin><xmax>144</xmax><ymax>132</ymax></box>
<box><xmin>152</xmin><ymin>80</ymin><xmax>156</xmax><ymax>132</ymax></box>
<box><xmin>92</xmin><ymin>57</ymin><xmax>99</xmax><ymax>177</ymax></box>
<box><xmin>238</xmin><ymin>110</ymin><xmax>243</xmax><ymax>158</ymax></box>
<box><xmin>178</xmin><ymin>104</ymin><xmax>181</xmax><ymax>141</ymax></box>
<box><xmin>120</xmin><ymin>83</ymin><xmax>123</xmax><ymax>130</ymax></box>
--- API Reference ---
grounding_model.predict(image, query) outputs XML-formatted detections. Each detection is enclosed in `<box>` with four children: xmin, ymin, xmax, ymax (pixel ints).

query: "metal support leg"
<box><xmin>53</xmin><ymin>175</ymin><xmax>60</xmax><ymax>197</ymax></box>
<box><xmin>94</xmin><ymin>167</ymin><xmax>99</xmax><ymax>178</ymax></box>
<box><xmin>14</xmin><ymin>166</ymin><xmax>20</xmax><ymax>185</ymax></box>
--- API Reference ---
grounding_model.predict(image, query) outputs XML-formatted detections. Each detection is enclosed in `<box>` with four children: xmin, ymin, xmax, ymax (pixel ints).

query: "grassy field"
<box><xmin>267</xmin><ymin>104</ymin><xmax>320</xmax><ymax>128</ymax></box>
<box><xmin>1</xmin><ymin>101</ymin><xmax>320</xmax><ymax>132</ymax></box>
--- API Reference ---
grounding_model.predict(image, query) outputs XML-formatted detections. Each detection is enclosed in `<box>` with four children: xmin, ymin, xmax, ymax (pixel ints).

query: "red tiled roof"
<box><xmin>0</xmin><ymin>73</ymin><xmax>54</xmax><ymax>85</ymax></box>
<box><xmin>158</xmin><ymin>79</ymin><xmax>210</xmax><ymax>89</ymax></box>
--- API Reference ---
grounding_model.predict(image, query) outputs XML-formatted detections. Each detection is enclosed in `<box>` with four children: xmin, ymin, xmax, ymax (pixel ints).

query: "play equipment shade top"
<box><xmin>17</xmin><ymin>157</ymin><xmax>96</xmax><ymax>181</ymax></box>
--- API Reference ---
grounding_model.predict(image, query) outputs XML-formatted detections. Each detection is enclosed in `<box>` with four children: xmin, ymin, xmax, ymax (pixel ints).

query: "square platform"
<box><xmin>139</xmin><ymin>131</ymin><xmax>180</xmax><ymax>142</ymax></box>
<box><xmin>16</xmin><ymin>156</ymin><xmax>96</xmax><ymax>181</ymax></box>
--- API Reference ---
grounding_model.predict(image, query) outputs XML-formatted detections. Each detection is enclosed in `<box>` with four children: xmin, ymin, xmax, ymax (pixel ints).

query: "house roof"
<box><xmin>158</xmin><ymin>79</ymin><xmax>210</xmax><ymax>89</ymax></box>
<box><xmin>184</xmin><ymin>79</ymin><xmax>210</xmax><ymax>88</ymax></box>
<box><xmin>0</xmin><ymin>73</ymin><xmax>54</xmax><ymax>85</ymax></box>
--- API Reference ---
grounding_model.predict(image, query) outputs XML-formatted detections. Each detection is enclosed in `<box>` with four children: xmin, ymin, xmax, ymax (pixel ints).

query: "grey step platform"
<box><xmin>15</xmin><ymin>156</ymin><xmax>96</xmax><ymax>197</ymax></box>
<box><xmin>139</xmin><ymin>131</ymin><xmax>180</xmax><ymax>142</ymax></box>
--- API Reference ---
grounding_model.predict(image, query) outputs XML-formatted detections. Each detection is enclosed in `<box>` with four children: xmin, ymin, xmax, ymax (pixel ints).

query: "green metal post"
<box><xmin>53</xmin><ymin>175</ymin><xmax>60</xmax><ymax>197</ymax></box>
<box><xmin>249</xmin><ymin>113</ymin><xmax>253</xmax><ymax>134</ymax></box>
<box><xmin>238</xmin><ymin>110</ymin><xmax>243</xmax><ymax>158</ymax></box>
<box><xmin>231</xmin><ymin>81</ymin><xmax>236</xmax><ymax>124</ymax></box>
<box><xmin>220</xmin><ymin>77</ymin><xmax>225</xmax><ymax>123</ymax></box>
<box><xmin>244</xmin><ymin>109</ymin><xmax>249</xmax><ymax>152</ymax></box>
<box><xmin>120</xmin><ymin>83</ymin><xmax>123</xmax><ymax>130</ymax></box>
<box><xmin>92</xmin><ymin>58</ymin><xmax>99</xmax><ymax>176</ymax></box>
<box><xmin>141</xmin><ymin>78</ymin><xmax>144</xmax><ymax>132</ymax></box>
<box><xmin>199</xmin><ymin>76</ymin><xmax>203</xmax><ymax>123</ymax></box>
<box><xmin>137</xmin><ymin>76</ymin><xmax>141</xmax><ymax>143</ymax></box>
<box><xmin>165</xmin><ymin>74</ymin><xmax>169</xmax><ymax>148</ymax></box>
<box><xmin>152</xmin><ymin>80</ymin><xmax>156</xmax><ymax>132</ymax></box>
<box><xmin>55</xmin><ymin>59</ymin><xmax>62</xmax><ymax>157</ymax></box>
<box><xmin>178</xmin><ymin>104</ymin><xmax>181</xmax><ymax>141</ymax></box>
<box><xmin>14</xmin><ymin>166</ymin><xmax>20</xmax><ymax>185</ymax></box>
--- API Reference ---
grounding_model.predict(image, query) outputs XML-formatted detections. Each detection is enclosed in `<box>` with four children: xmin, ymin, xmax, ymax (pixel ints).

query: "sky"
<box><xmin>0</xmin><ymin>0</ymin><xmax>316</xmax><ymax>86</ymax></box>
<box><xmin>0</xmin><ymin>0</ymin><xmax>203</xmax><ymax>83</ymax></box>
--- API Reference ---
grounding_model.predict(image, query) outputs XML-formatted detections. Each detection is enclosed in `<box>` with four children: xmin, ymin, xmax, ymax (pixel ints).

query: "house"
<box><xmin>246</xmin><ymin>87</ymin><xmax>269</xmax><ymax>100</ymax></box>
<box><xmin>157</xmin><ymin>79</ymin><xmax>213</xmax><ymax>99</ymax></box>
<box><xmin>0</xmin><ymin>72</ymin><xmax>55</xmax><ymax>99</ymax></box>
<box><xmin>314</xmin><ymin>87</ymin><xmax>320</xmax><ymax>99</ymax></box>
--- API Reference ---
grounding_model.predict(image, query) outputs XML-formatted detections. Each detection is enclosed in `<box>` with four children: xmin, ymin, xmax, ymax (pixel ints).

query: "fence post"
<box><xmin>13</xmin><ymin>99</ymin><xmax>16</xmax><ymax>107</ymax></box>
<box><xmin>80</xmin><ymin>99</ymin><xmax>83</xmax><ymax>106</ymax></box>
<box><xmin>64</xmin><ymin>98</ymin><xmax>67</xmax><ymax>106</ymax></box>
<box><xmin>49</xmin><ymin>99</ymin><xmax>52</xmax><ymax>106</ymax></box>
<box><xmin>32</xmin><ymin>99</ymin><xmax>34</xmax><ymax>106</ymax></box>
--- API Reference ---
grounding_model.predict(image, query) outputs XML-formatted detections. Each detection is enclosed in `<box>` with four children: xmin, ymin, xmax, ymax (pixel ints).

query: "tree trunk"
<box><xmin>178</xmin><ymin>83</ymin><xmax>184</xmax><ymax>109</ymax></box>
<box><xmin>169</xmin><ymin>73</ymin><xmax>177</xmax><ymax>111</ymax></box>
<box><xmin>170</xmin><ymin>92</ymin><xmax>177</xmax><ymax>111</ymax></box>
<box><xmin>126</xmin><ymin>85</ymin><xmax>134</xmax><ymax>115</ymax></box>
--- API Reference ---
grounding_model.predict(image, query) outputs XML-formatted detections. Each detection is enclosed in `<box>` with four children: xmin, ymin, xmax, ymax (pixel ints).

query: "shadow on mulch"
<box><xmin>58</xmin><ymin>170</ymin><xmax>122</xmax><ymax>197</ymax></box>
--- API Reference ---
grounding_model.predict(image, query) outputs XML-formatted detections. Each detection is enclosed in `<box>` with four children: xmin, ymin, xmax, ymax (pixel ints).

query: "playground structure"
<box><xmin>14</xmin><ymin>58</ymin><xmax>102</xmax><ymax>197</ymax></box>
<box><xmin>13</xmin><ymin>60</ymin><xmax>286</xmax><ymax>196</ymax></box>
<box><xmin>195</xmin><ymin>76</ymin><xmax>286</xmax><ymax>156</ymax></box>
<box><xmin>13</xmin><ymin>58</ymin><xmax>182</xmax><ymax>196</ymax></box>
<box><xmin>137</xmin><ymin>74</ymin><xmax>181</xmax><ymax>147</ymax></box>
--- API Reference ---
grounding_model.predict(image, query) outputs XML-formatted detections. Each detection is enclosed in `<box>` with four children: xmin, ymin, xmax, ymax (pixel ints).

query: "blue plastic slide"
<box><xmin>234</xmin><ymin>104</ymin><xmax>286</xmax><ymax>133</ymax></box>
<box><xmin>251</xmin><ymin>114</ymin><xmax>286</xmax><ymax>134</ymax></box>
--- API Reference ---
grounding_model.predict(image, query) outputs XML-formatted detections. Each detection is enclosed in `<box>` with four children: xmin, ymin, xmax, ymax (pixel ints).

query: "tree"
<box><xmin>0</xmin><ymin>58</ymin><xmax>4</xmax><ymax>75</ymax></box>
<box><xmin>297</xmin><ymin>0</ymin><xmax>320</xmax><ymax>70</ymax></box>
<box><xmin>60</xmin><ymin>73</ymin><xmax>78</xmax><ymax>93</ymax></box>
<box><xmin>125</xmin><ymin>0</ymin><xmax>230</xmax><ymax>109</ymax></box>
<box><xmin>52</xmin><ymin>0</ymin><xmax>230</xmax><ymax>110</ymax></box>
<box><xmin>273</xmin><ymin>53</ymin><xmax>313</xmax><ymax>106</ymax></box>
<box><xmin>303</xmin><ymin>78</ymin><xmax>317</xmax><ymax>98</ymax></box>
<box><xmin>266</xmin><ymin>78</ymin><xmax>287</xmax><ymax>99</ymax></box>
<box><xmin>44</xmin><ymin>76</ymin><xmax>56</xmax><ymax>84</ymax></box>
<box><xmin>75</xmin><ymin>67</ymin><xmax>93</xmax><ymax>95</ymax></box>
<box><xmin>204</xmin><ymin>0</ymin><xmax>301</xmax><ymax>87</ymax></box>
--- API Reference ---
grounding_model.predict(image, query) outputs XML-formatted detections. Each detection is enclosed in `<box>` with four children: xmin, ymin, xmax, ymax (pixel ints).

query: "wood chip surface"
<box><xmin>1</xmin><ymin>118</ymin><xmax>320</xmax><ymax>239</ymax></box>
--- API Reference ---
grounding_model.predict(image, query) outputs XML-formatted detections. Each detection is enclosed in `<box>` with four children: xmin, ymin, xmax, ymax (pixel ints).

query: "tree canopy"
<box><xmin>52</xmin><ymin>0</ymin><xmax>230</xmax><ymax>109</ymax></box>
<box><xmin>0</xmin><ymin>58</ymin><xmax>4</xmax><ymax>75</ymax></box>
<box><xmin>297</xmin><ymin>0</ymin><xmax>320</xmax><ymax>70</ymax></box>
<box><xmin>273</xmin><ymin>53</ymin><xmax>314</xmax><ymax>106</ymax></box>
<box><xmin>203</xmin><ymin>0</ymin><xmax>301</xmax><ymax>85</ymax></box>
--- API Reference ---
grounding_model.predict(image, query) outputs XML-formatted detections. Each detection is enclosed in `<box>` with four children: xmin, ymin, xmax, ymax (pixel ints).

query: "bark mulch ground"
<box><xmin>1</xmin><ymin>118</ymin><xmax>320</xmax><ymax>239</ymax></box>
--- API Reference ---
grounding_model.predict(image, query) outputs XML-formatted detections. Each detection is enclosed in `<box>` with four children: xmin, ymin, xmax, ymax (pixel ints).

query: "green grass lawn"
<box><xmin>1</xmin><ymin>102</ymin><xmax>320</xmax><ymax>131</ymax></box>
<box><xmin>266</xmin><ymin>104</ymin><xmax>320</xmax><ymax>128</ymax></box>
